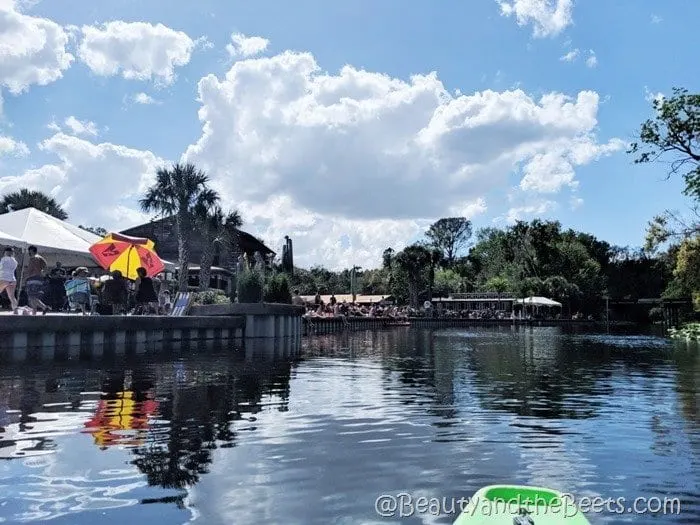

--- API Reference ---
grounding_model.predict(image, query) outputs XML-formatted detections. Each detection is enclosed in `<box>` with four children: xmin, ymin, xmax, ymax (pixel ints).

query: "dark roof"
<box><xmin>120</xmin><ymin>216</ymin><xmax>275</xmax><ymax>256</ymax></box>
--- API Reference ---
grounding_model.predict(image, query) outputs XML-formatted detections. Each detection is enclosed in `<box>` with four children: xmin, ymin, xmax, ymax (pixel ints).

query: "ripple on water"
<box><xmin>0</xmin><ymin>330</ymin><xmax>697</xmax><ymax>524</ymax></box>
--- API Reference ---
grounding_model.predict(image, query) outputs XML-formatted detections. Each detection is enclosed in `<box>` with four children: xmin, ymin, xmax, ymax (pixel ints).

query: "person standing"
<box><xmin>24</xmin><ymin>245</ymin><xmax>50</xmax><ymax>315</ymax></box>
<box><xmin>0</xmin><ymin>247</ymin><xmax>19</xmax><ymax>312</ymax></box>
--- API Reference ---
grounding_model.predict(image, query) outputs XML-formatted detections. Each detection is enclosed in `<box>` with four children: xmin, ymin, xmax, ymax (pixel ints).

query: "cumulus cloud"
<box><xmin>498</xmin><ymin>0</ymin><xmax>573</xmax><ymax>38</ymax></box>
<box><xmin>64</xmin><ymin>116</ymin><xmax>98</xmax><ymax>136</ymax></box>
<box><xmin>0</xmin><ymin>0</ymin><xmax>73</xmax><ymax>93</ymax></box>
<box><xmin>180</xmin><ymin>49</ymin><xmax>621</xmax><ymax>268</ymax></box>
<box><xmin>78</xmin><ymin>21</ymin><xmax>194</xmax><ymax>84</ymax></box>
<box><xmin>505</xmin><ymin>200</ymin><xmax>557</xmax><ymax>223</ymax></box>
<box><xmin>1</xmin><ymin>132</ymin><xmax>165</xmax><ymax>228</ymax></box>
<box><xmin>0</xmin><ymin>135</ymin><xmax>29</xmax><ymax>157</ymax></box>
<box><xmin>132</xmin><ymin>92</ymin><xmax>158</xmax><ymax>104</ymax></box>
<box><xmin>226</xmin><ymin>33</ymin><xmax>270</xmax><ymax>58</ymax></box>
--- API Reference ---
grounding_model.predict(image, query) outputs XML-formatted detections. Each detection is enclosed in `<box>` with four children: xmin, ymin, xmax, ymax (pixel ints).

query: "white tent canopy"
<box><xmin>515</xmin><ymin>296</ymin><xmax>562</xmax><ymax>307</ymax></box>
<box><xmin>0</xmin><ymin>228</ymin><xmax>26</xmax><ymax>249</ymax></box>
<box><xmin>0</xmin><ymin>208</ymin><xmax>101</xmax><ymax>267</ymax></box>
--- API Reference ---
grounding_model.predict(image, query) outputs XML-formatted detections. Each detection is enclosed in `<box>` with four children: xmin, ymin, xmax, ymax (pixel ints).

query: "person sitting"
<box><xmin>65</xmin><ymin>268</ymin><xmax>91</xmax><ymax>315</ymax></box>
<box><xmin>158</xmin><ymin>288</ymin><xmax>172</xmax><ymax>315</ymax></box>
<box><xmin>101</xmin><ymin>270</ymin><xmax>129</xmax><ymax>315</ymax></box>
<box><xmin>291</xmin><ymin>289</ymin><xmax>305</xmax><ymax>306</ymax></box>
<box><xmin>134</xmin><ymin>267</ymin><xmax>158</xmax><ymax>314</ymax></box>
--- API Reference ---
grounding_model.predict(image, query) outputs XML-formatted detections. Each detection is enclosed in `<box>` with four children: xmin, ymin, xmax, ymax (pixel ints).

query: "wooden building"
<box><xmin>120</xmin><ymin>216</ymin><xmax>275</xmax><ymax>289</ymax></box>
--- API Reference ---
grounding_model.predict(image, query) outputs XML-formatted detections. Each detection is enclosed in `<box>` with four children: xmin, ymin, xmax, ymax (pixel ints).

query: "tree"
<box><xmin>425</xmin><ymin>217</ymin><xmax>472</xmax><ymax>265</ymax></box>
<box><xmin>629</xmin><ymin>88</ymin><xmax>700</xmax><ymax>251</ymax></box>
<box><xmin>80</xmin><ymin>225</ymin><xmax>108</xmax><ymax>236</ymax></box>
<box><xmin>382</xmin><ymin>248</ymin><xmax>394</xmax><ymax>269</ymax></box>
<box><xmin>393</xmin><ymin>244</ymin><xmax>433</xmax><ymax>307</ymax></box>
<box><xmin>194</xmin><ymin>204</ymin><xmax>243</xmax><ymax>291</ymax></box>
<box><xmin>629</xmin><ymin>88</ymin><xmax>700</xmax><ymax>200</ymax></box>
<box><xmin>140</xmin><ymin>163</ymin><xmax>219</xmax><ymax>291</ymax></box>
<box><xmin>0</xmin><ymin>189</ymin><xmax>68</xmax><ymax>220</ymax></box>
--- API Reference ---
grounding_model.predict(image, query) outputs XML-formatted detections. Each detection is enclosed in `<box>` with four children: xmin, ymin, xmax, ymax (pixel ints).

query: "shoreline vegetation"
<box><xmin>0</xmin><ymin>90</ymin><xmax>697</xmax><ymax>339</ymax></box>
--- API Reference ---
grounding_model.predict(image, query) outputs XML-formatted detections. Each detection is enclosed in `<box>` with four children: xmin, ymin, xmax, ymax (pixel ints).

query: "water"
<box><xmin>0</xmin><ymin>326</ymin><xmax>698</xmax><ymax>524</ymax></box>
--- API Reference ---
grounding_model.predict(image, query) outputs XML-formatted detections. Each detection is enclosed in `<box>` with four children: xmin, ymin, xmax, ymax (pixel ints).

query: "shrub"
<box><xmin>192</xmin><ymin>289</ymin><xmax>230</xmax><ymax>306</ymax></box>
<box><xmin>264</xmin><ymin>272</ymin><xmax>292</xmax><ymax>304</ymax></box>
<box><xmin>236</xmin><ymin>267</ymin><xmax>264</xmax><ymax>303</ymax></box>
<box><xmin>648</xmin><ymin>307</ymin><xmax>665</xmax><ymax>323</ymax></box>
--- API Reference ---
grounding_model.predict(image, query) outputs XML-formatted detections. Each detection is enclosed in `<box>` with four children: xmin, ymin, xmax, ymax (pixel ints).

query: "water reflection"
<box><xmin>0</xmin><ymin>328</ymin><xmax>697</xmax><ymax>524</ymax></box>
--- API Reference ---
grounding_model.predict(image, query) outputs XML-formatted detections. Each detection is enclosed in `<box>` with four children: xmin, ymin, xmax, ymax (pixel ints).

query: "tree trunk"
<box><xmin>199</xmin><ymin>239</ymin><xmax>215</xmax><ymax>291</ymax></box>
<box><xmin>176</xmin><ymin>211</ymin><xmax>190</xmax><ymax>292</ymax></box>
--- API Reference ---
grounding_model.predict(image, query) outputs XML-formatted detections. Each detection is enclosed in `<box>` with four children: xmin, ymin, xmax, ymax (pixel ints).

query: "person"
<box><xmin>65</xmin><ymin>268</ymin><xmax>91</xmax><ymax>315</ymax></box>
<box><xmin>101</xmin><ymin>270</ymin><xmax>129</xmax><ymax>314</ymax></box>
<box><xmin>24</xmin><ymin>245</ymin><xmax>50</xmax><ymax>315</ymax></box>
<box><xmin>291</xmin><ymin>288</ymin><xmax>305</xmax><ymax>306</ymax></box>
<box><xmin>158</xmin><ymin>288</ymin><xmax>172</xmax><ymax>315</ymax></box>
<box><xmin>46</xmin><ymin>261</ymin><xmax>68</xmax><ymax>311</ymax></box>
<box><xmin>0</xmin><ymin>247</ymin><xmax>19</xmax><ymax>312</ymax></box>
<box><xmin>134</xmin><ymin>267</ymin><xmax>158</xmax><ymax>314</ymax></box>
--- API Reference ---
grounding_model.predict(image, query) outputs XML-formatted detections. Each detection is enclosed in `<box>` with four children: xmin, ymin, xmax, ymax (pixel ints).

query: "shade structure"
<box><xmin>0</xmin><ymin>207</ymin><xmax>100</xmax><ymax>267</ymax></box>
<box><xmin>0</xmin><ymin>228</ymin><xmax>26</xmax><ymax>249</ymax></box>
<box><xmin>89</xmin><ymin>232</ymin><xmax>165</xmax><ymax>280</ymax></box>
<box><xmin>515</xmin><ymin>296</ymin><xmax>562</xmax><ymax>307</ymax></box>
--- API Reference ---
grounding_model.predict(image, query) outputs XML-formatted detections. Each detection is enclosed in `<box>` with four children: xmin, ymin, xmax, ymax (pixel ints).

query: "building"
<box><xmin>121</xmin><ymin>216</ymin><xmax>275</xmax><ymax>290</ymax></box>
<box><xmin>432</xmin><ymin>292</ymin><xmax>516</xmax><ymax>312</ymax></box>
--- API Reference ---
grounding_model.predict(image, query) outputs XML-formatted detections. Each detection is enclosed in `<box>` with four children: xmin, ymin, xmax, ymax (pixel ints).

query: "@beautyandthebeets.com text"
<box><xmin>374</xmin><ymin>492</ymin><xmax>682</xmax><ymax>518</ymax></box>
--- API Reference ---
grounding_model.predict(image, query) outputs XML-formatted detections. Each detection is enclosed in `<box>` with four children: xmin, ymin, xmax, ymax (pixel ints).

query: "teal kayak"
<box><xmin>453</xmin><ymin>485</ymin><xmax>591</xmax><ymax>524</ymax></box>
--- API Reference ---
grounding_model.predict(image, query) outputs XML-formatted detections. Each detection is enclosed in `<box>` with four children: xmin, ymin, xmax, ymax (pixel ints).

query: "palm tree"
<box><xmin>195</xmin><ymin>204</ymin><xmax>243</xmax><ymax>291</ymax></box>
<box><xmin>0</xmin><ymin>189</ymin><xmax>68</xmax><ymax>220</ymax></box>
<box><xmin>140</xmin><ymin>163</ymin><xmax>219</xmax><ymax>291</ymax></box>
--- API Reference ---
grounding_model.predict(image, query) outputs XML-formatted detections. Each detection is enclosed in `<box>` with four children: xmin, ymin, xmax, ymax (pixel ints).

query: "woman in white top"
<box><xmin>0</xmin><ymin>247</ymin><xmax>19</xmax><ymax>312</ymax></box>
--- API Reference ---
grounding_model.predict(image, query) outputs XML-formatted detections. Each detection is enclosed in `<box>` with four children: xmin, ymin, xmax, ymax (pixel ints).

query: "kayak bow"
<box><xmin>452</xmin><ymin>485</ymin><xmax>592</xmax><ymax>524</ymax></box>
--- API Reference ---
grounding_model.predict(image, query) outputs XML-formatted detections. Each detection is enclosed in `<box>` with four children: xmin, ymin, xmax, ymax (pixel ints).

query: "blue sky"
<box><xmin>0</xmin><ymin>0</ymin><xmax>697</xmax><ymax>268</ymax></box>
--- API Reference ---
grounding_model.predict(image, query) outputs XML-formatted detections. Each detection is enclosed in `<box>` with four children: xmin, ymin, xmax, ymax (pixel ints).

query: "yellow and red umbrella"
<box><xmin>89</xmin><ymin>232</ymin><xmax>165</xmax><ymax>280</ymax></box>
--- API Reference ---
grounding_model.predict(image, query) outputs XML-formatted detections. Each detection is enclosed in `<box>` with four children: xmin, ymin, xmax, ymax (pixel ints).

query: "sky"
<box><xmin>0</xmin><ymin>0</ymin><xmax>697</xmax><ymax>270</ymax></box>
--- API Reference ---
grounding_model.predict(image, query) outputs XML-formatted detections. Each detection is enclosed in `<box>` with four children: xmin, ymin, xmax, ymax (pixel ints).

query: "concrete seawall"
<box><xmin>0</xmin><ymin>315</ymin><xmax>246</xmax><ymax>362</ymax></box>
<box><xmin>189</xmin><ymin>303</ymin><xmax>305</xmax><ymax>339</ymax></box>
<box><xmin>0</xmin><ymin>303</ymin><xmax>304</xmax><ymax>362</ymax></box>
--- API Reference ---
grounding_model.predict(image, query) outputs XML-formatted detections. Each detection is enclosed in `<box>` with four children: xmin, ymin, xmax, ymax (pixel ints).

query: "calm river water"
<box><xmin>0</xmin><ymin>326</ymin><xmax>698</xmax><ymax>524</ymax></box>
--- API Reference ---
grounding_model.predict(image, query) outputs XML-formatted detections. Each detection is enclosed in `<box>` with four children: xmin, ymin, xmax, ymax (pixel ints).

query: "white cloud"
<box><xmin>0</xmin><ymin>0</ymin><xmax>73</xmax><ymax>94</ymax></box>
<box><xmin>570</xmin><ymin>196</ymin><xmax>583</xmax><ymax>210</ymax></box>
<box><xmin>78</xmin><ymin>21</ymin><xmax>195</xmax><ymax>84</ymax></box>
<box><xmin>226</xmin><ymin>33</ymin><xmax>269</xmax><ymax>58</ymax></box>
<box><xmin>651</xmin><ymin>14</ymin><xmax>662</xmax><ymax>24</ymax></box>
<box><xmin>505</xmin><ymin>200</ymin><xmax>557</xmax><ymax>223</ymax></box>
<box><xmin>560</xmin><ymin>49</ymin><xmax>579</xmax><ymax>62</ymax></box>
<box><xmin>498</xmin><ymin>0</ymin><xmax>573</xmax><ymax>38</ymax></box>
<box><xmin>585</xmin><ymin>50</ymin><xmax>598</xmax><ymax>68</ymax></box>
<box><xmin>0</xmin><ymin>135</ymin><xmax>29</xmax><ymax>157</ymax></box>
<box><xmin>64</xmin><ymin>116</ymin><xmax>98</xmax><ymax>136</ymax></box>
<box><xmin>2</xmin><ymin>133</ymin><xmax>165</xmax><ymax>228</ymax></box>
<box><xmin>180</xmin><ymin>49</ymin><xmax>620</xmax><ymax>268</ymax></box>
<box><xmin>132</xmin><ymin>92</ymin><xmax>158</xmax><ymax>104</ymax></box>
<box><xmin>644</xmin><ymin>86</ymin><xmax>664</xmax><ymax>105</ymax></box>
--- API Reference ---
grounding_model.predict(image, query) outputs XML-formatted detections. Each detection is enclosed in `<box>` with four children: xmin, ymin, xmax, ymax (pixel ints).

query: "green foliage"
<box><xmin>426</xmin><ymin>217</ymin><xmax>472</xmax><ymax>265</ymax></box>
<box><xmin>668</xmin><ymin>322</ymin><xmax>700</xmax><ymax>341</ymax></box>
<box><xmin>482</xmin><ymin>275</ymin><xmax>511</xmax><ymax>293</ymax></box>
<box><xmin>236</xmin><ymin>267</ymin><xmax>264</xmax><ymax>303</ymax></box>
<box><xmin>648</xmin><ymin>307</ymin><xmax>665</xmax><ymax>323</ymax></box>
<box><xmin>192</xmin><ymin>289</ymin><xmax>230</xmax><ymax>305</ymax></box>
<box><xmin>433</xmin><ymin>269</ymin><xmax>464</xmax><ymax>297</ymax></box>
<box><xmin>79</xmin><ymin>225</ymin><xmax>108</xmax><ymax>237</ymax></box>
<box><xmin>629</xmin><ymin>88</ymin><xmax>700</xmax><ymax>201</ymax></box>
<box><xmin>264</xmin><ymin>272</ymin><xmax>292</xmax><ymax>304</ymax></box>
<box><xmin>0</xmin><ymin>188</ymin><xmax>68</xmax><ymax>220</ymax></box>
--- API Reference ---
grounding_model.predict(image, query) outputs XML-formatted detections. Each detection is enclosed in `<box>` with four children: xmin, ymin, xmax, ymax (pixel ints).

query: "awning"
<box><xmin>515</xmin><ymin>296</ymin><xmax>562</xmax><ymax>307</ymax></box>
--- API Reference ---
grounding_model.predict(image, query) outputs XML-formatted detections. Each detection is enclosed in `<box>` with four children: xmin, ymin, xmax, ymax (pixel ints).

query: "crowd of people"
<box><xmin>292</xmin><ymin>290</ymin><xmax>412</xmax><ymax>319</ymax></box>
<box><xmin>0</xmin><ymin>245</ymin><xmax>174</xmax><ymax>316</ymax></box>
